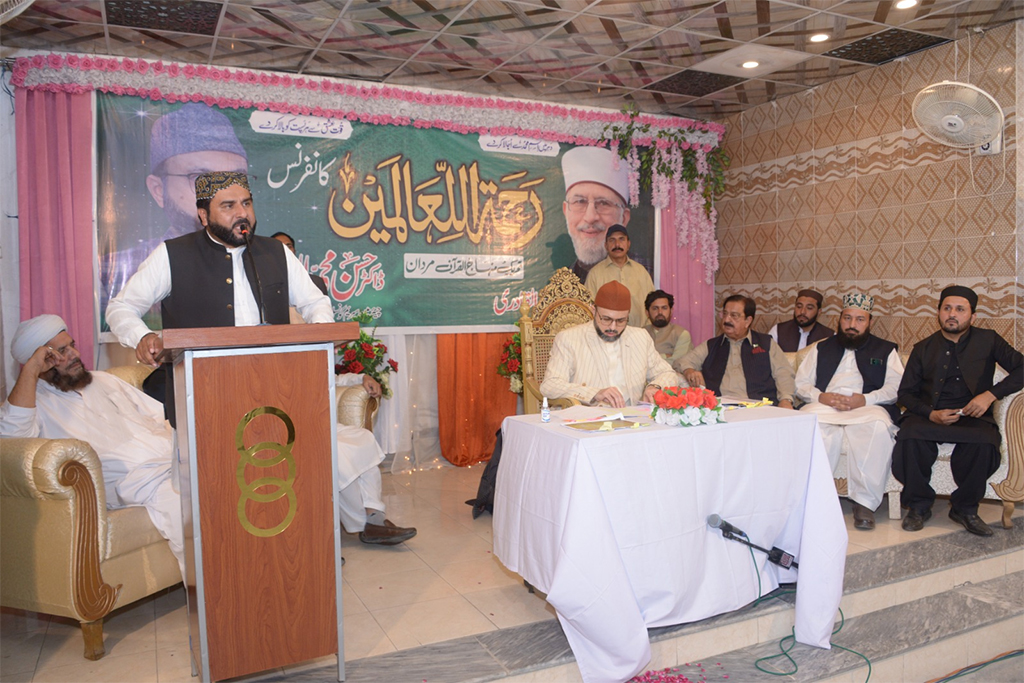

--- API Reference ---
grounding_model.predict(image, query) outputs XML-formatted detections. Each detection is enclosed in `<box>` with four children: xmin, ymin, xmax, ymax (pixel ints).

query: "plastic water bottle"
<box><xmin>541</xmin><ymin>397</ymin><xmax>551</xmax><ymax>423</ymax></box>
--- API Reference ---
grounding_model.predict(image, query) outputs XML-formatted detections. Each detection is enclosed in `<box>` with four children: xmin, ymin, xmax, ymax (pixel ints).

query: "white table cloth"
<box><xmin>492</xmin><ymin>407</ymin><xmax>848</xmax><ymax>683</ymax></box>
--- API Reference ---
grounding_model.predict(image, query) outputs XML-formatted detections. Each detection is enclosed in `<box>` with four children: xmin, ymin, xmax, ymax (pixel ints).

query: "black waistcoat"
<box><xmin>703</xmin><ymin>330</ymin><xmax>777</xmax><ymax>402</ymax></box>
<box><xmin>814</xmin><ymin>334</ymin><xmax>900</xmax><ymax>421</ymax></box>
<box><xmin>776</xmin><ymin>319</ymin><xmax>833</xmax><ymax>352</ymax></box>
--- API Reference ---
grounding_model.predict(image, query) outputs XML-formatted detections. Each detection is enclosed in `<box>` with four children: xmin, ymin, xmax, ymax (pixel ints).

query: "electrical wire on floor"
<box><xmin>925</xmin><ymin>649</ymin><xmax>1023</xmax><ymax>683</ymax></box>
<box><xmin>738</xmin><ymin>540</ymin><xmax>872</xmax><ymax>683</ymax></box>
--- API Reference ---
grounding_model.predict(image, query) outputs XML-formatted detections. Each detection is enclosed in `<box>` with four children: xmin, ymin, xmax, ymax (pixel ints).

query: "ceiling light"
<box><xmin>809</xmin><ymin>33</ymin><xmax>830</xmax><ymax>43</ymax></box>
<box><xmin>895</xmin><ymin>0</ymin><xmax>917</xmax><ymax>8</ymax></box>
<box><xmin>742</xmin><ymin>61</ymin><xmax>759</xmax><ymax>69</ymax></box>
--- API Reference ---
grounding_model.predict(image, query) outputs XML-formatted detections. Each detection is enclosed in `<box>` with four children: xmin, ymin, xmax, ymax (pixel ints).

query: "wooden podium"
<box><xmin>164</xmin><ymin>323</ymin><xmax>357</xmax><ymax>682</ymax></box>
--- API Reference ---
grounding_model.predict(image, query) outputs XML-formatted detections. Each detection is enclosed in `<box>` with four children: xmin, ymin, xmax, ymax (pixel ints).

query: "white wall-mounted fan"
<box><xmin>911</xmin><ymin>81</ymin><xmax>1004</xmax><ymax>151</ymax></box>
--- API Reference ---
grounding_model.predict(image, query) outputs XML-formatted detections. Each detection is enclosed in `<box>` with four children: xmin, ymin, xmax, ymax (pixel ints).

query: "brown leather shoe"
<box><xmin>852</xmin><ymin>502</ymin><xmax>875</xmax><ymax>530</ymax></box>
<box><xmin>359</xmin><ymin>519</ymin><xmax>417</xmax><ymax>545</ymax></box>
<box><xmin>901</xmin><ymin>508</ymin><xmax>932</xmax><ymax>531</ymax></box>
<box><xmin>949</xmin><ymin>509</ymin><xmax>994</xmax><ymax>537</ymax></box>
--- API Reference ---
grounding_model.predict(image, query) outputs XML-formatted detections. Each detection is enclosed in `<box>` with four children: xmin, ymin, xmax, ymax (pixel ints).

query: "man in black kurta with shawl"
<box><xmin>893</xmin><ymin>286</ymin><xmax>1023</xmax><ymax>536</ymax></box>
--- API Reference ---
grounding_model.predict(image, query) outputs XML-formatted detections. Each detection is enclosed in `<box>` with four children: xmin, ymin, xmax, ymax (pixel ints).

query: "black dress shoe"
<box><xmin>852</xmin><ymin>502</ymin><xmax>875</xmax><ymax>530</ymax></box>
<box><xmin>902</xmin><ymin>508</ymin><xmax>932</xmax><ymax>531</ymax></box>
<box><xmin>949</xmin><ymin>509</ymin><xmax>994</xmax><ymax>537</ymax></box>
<box><xmin>359</xmin><ymin>519</ymin><xmax>417</xmax><ymax>545</ymax></box>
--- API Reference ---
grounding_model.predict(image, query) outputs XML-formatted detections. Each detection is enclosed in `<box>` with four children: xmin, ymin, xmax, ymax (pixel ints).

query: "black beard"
<box><xmin>593</xmin><ymin>320</ymin><xmax>622</xmax><ymax>343</ymax></box>
<box><xmin>650</xmin><ymin>317</ymin><xmax>669</xmax><ymax>329</ymax></box>
<box><xmin>837</xmin><ymin>328</ymin><xmax>869</xmax><ymax>350</ymax></box>
<box><xmin>795</xmin><ymin>314</ymin><xmax>818</xmax><ymax>329</ymax></box>
<box><xmin>207</xmin><ymin>215</ymin><xmax>255</xmax><ymax>247</ymax></box>
<box><xmin>43</xmin><ymin>366</ymin><xmax>93</xmax><ymax>392</ymax></box>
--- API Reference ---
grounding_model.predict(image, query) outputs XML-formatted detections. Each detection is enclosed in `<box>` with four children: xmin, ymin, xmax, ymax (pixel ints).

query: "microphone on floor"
<box><xmin>707</xmin><ymin>513</ymin><xmax>799</xmax><ymax>570</ymax></box>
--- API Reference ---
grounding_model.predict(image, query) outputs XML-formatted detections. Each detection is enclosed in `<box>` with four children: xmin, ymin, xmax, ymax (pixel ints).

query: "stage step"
<box><xmin>260</xmin><ymin>516</ymin><xmax>1023</xmax><ymax>683</ymax></box>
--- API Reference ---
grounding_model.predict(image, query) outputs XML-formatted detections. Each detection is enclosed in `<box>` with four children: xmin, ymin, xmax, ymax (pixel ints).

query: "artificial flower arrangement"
<box><xmin>496</xmin><ymin>333</ymin><xmax>523</xmax><ymax>395</ymax></box>
<box><xmin>650</xmin><ymin>386</ymin><xmax>724</xmax><ymax>427</ymax></box>
<box><xmin>335</xmin><ymin>310</ymin><xmax>399</xmax><ymax>398</ymax></box>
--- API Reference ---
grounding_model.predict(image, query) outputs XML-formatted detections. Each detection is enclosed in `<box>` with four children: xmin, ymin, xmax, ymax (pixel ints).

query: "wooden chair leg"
<box><xmin>1002</xmin><ymin>501</ymin><xmax>1014</xmax><ymax>529</ymax></box>
<box><xmin>81</xmin><ymin>619</ymin><xmax>105</xmax><ymax>660</ymax></box>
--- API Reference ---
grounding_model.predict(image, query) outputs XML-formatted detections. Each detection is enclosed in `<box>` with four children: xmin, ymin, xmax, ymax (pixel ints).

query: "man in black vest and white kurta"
<box><xmin>107</xmin><ymin>171</ymin><xmax>415</xmax><ymax>546</ymax></box>
<box><xmin>795</xmin><ymin>293</ymin><xmax>903</xmax><ymax>530</ymax></box>
<box><xmin>893</xmin><ymin>285</ymin><xmax>1022</xmax><ymax>537</ymax></box>
<box><xmin>769</xmin><ymin>288</ymin><xmax>833</xmax><ymax>352</ymax></box>
<box><xmin>676</xmin><ymin>295</ymin><xmax>796</xmax><ymax>408</ymax></box>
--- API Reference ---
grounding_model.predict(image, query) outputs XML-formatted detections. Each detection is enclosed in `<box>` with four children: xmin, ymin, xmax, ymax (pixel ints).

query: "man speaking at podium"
<box><xmin>107</xmin><ymin>171</ymin><xmax>415</xmax><ymax>545</ymax></box>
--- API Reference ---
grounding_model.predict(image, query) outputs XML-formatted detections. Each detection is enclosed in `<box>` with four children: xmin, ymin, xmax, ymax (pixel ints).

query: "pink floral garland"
<box><xmin>11</xmin><ymin>51</ymin><xmax>724</xmax><ymax>280</ymax></box>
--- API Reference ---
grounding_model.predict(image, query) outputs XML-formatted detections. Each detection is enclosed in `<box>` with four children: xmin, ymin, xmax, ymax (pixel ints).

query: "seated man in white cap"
<box><xmin>541</xmin><ymin>281</ymin><xmax>678</xmax><ymax>408</ymax></box>
<box><xmin>794</xmin><ymin>293</ymin><xmax>904</xmax><ymax>530</ymax></box>
<box><xmin>0</xmin><ymin>314</ymin><xmax>186</xmax><ymax>577</ymax></box>
<box><xmin>561</xmin><ymin>146</ymin><xmax>632</xmax><ymax>282</ymax></box>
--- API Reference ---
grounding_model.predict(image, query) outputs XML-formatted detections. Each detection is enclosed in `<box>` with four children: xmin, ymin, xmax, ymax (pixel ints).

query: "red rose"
<box><xmin>508</xmin><ymin>358</ymin><xmax>520</xmax><ymax>372</ymax></box>
<box><xmin>348</xmin><ymin>361</ymin><xmax>364</xmax><ymax>374</ymax></box>
<box><xmin>361</xmin><ymin>342</ymin><xmax>375</xmax><ymax>355</ymax></box>
<box><xmin>343</xmin><ymin>348</ymin><xmax>357</xmax><ymax>362</ymax></box>
<box><xmin>388</xmin><ymin>358</ymin><xmax>399</xmax><ymax>372</ymax></box>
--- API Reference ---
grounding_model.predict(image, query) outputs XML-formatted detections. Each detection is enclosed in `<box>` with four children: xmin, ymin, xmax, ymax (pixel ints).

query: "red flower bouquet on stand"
<box><xmin>335</xmin><ymin>311</ymin><xmax>398</xmax><ymax>398</ymax></box>
<box><xmin>496</xmin><ymin>333</ymin><xmax>523</xmax><ymax>395</ymax></box>
<box><xmin>650</xmin><ymin>386</ymin><xmax>723</xmax><ymax>427</ymax></box>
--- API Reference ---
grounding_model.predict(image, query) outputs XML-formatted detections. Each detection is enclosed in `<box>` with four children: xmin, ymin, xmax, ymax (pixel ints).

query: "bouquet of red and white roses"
<box><xmin>335</xmin><ymin>311</ymin><xmax>398</xmax><ymax>398</ymax></box>
<box><xmin>650</xmin><ymin>386</ymin><xmax>723</xmax><ymax>427</ymax></box>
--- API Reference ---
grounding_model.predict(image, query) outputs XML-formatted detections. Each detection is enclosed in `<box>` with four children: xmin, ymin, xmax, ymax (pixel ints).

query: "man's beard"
<box><xmin>941</xmin><ymin>317</ymin><xmax>970</xmax><ymax>334</ymax></box>
<box><xmin>162</xmin><ymin>200</ymin><xmax>204</xmax><ymax>241</ymax></box>
<box><xmin>570</xmin><ymin>221</ymin><xmax>610</xmax><ymax>266</ymax></box>
<box><xmin>795</xmin><ymin>312</ymin><xmax>818</xmax><ymax>329</ymax></box>
<box><xmin>207</xmin><ymin>215</ymin><xmax>256</xmax><ymax>248</ymax></box>
<box><xmin>43</xmin><ymin>362</ymin><xmax>93</xmax><ymax>392</ymax></box>
<box><xmin>837</xmin><ymin>326</ymin><xmax>869</xmax><ymax>350</ymax></box>
<box><xmin>649</xmin><ymin>315</ymin><xmax>669</xmax><ymax>329</ymax></box>
<box><xmin>593</xmin><ymin>319</ymin><xmax>622</xmax><ymax>343</ymax></box>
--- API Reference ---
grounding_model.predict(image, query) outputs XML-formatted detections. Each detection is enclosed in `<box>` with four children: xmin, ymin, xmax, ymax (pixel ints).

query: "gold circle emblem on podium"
<box><xmin>235</xmin><ymin>406</ymin><xmax>297</xmax><ymax>537</ymax></box>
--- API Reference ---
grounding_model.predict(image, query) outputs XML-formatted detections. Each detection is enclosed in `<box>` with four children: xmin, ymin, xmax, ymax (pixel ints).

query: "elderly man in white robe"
<box><xmin>795</xmin><ymin>293</ymin><xmax>904</xmax><ymax>530</ymax></box>
<box><xmin>541</xmin><ymin>281</ymin><xmax>678</xmax><ymax>408</ymax></box>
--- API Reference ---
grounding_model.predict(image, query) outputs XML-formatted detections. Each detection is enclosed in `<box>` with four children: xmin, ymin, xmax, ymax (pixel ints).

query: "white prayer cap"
<box><xmin>561</xmin><ymin>146</ymin><xmax>629</xmax><ymax>204</ymax></box>
<box><xmin>11</xmin><ymin>314</ymin><xmax>67</xmax><ymax>365</ymax></box>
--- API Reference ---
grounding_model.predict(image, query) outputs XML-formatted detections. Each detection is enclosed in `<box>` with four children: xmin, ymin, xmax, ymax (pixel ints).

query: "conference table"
<box><xmin>492</xmin><ymin>406</ymin><xmax>848</xmax><ymax>683</ymax></box>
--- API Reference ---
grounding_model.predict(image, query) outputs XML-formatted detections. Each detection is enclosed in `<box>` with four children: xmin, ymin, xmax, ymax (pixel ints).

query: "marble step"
<box><xmin>260</xmin><ymin>517</ymin><xmax>1023</xmax><ymax>683</ymax></box>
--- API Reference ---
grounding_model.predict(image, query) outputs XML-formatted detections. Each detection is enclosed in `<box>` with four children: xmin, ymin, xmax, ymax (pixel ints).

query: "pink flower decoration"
<box><xmin>47</xmin><ymin>54</ymin><xmax>63</xmax><ymax>69</ymax></box>
<box><xmin>183</xmin><ymin>64</ymin><xmax>195</xmax><ymax>77</ymax></box>
<box><xmin>137</xmin><ymin>60</ymin><xmax>149</xmax><ymax>75</ymax></box>
<box><xmin>31</xmin><ymin>55</ymin><xmax>44</xmax><ymax>68</ymax></box>
<box><xmin>167</xmin><ymin>63</ymin><xmax>179</xmax><ymax>77</ymax></box>
<box><xmin>65</xmin><ymin>54</ymin><xmax>80</xmax><ymax>68</ymax></box>
<box><xmin>196</xmin><ymin>65</ymin><xmax>209</xmax><ymax>78</ymax></box>
<box><xmin>152</xmin><ymin>60</ymin><xmax>164</xmax><ymax>73</ymax></box>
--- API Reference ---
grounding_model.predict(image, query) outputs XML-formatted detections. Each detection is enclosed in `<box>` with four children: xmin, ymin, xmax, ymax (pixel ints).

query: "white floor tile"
<box><xmin>370</xmin><ymin>595</ymin><xmax>497</xmax><ymax>649</ymax></box>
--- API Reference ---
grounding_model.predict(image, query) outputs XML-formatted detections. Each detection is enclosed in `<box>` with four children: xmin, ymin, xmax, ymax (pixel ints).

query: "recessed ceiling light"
<box><xmin>742</xmin><ymin>61</ymin><xmax>759</xmax><ymax>69</ymax></box>
<box><xmin>895</xmin><ymin>0</ymin><xmax>918</xmax><ymax>8</ymax></box>
<box><xmin>809</xmin><ymin>33</ymin><xmax>830</xmax><ymax>43</ymax></box>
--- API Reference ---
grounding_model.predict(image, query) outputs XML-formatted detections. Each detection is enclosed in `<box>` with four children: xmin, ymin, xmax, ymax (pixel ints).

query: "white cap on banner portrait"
<box><xmin>561</xmin><ymin>146</ymin><xmax>630</xmax><ymax>205</ymax></box>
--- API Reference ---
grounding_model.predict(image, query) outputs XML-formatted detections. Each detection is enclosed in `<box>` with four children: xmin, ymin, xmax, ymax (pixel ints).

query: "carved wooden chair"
<box><xmin>518</xmin><ymin>267</ymin><xmax>594</xmax><ymax>414</ymax></box>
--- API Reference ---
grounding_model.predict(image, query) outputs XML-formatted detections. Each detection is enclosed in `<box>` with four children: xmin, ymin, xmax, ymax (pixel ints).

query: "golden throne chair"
<box><xmin>518</xmin><ymin>267</ymin><xmax>595</xmax><ymax>414</ymax></box>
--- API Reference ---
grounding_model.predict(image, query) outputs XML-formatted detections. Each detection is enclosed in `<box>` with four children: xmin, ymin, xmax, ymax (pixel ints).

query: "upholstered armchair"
<box><xmin>518</xmin><ymin>268</ymin><xmax>595</xmax><ymax>414</ymax></box>
<box><xmin>1</xmin><ymin>365</ymin><xmax>379</xmax><ymax>661</ymax></box>
<box><xmin>786</xmin><ymin>346</ymin><xmax>1023</xmax><ymax>528</ymax></box>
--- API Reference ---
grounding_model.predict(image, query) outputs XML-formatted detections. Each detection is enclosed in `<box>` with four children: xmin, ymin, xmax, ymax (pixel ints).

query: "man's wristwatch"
<box><xmin>646</xmin><ymin>383</ymin><xmax>662</xmax><ymax>392</ymax></box>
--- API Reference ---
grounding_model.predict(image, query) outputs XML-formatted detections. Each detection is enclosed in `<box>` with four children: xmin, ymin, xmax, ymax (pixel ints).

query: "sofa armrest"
<box><xmin>337</xmin><ymin>384</ymin><xmax>379</xmax><ymax>431</ymax></box>
<box><xmin>1</xmin><ymin>437</ymin><xmax>121</xmax><ymax>622</ymax></box>
<box><xmin>991</xmin><ymin>388</ymin><xmax>1024</xmax><ymax>507</ymax></box>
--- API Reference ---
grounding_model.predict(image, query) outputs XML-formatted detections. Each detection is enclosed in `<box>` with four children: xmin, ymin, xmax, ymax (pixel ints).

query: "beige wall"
<box><xmin>715</xmin><ymin>21</ymin><xmax>1021</xmax><ymax>351</ymax></box>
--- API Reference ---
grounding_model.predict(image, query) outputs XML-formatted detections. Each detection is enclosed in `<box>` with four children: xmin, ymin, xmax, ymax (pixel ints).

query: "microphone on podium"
<box><xmin>707</xmin><ymin>514</ymin><xmax>747</xmax><ymax>538</ymax></box>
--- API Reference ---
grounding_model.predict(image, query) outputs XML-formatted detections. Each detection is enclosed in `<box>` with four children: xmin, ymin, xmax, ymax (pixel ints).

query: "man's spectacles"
<box><xmin>597</xmin><ymin>314</ymin><xmax>629</xmax><ymax>327</ymax></box>
<box><xmin>566</xmin><ymin>196</ymin><xmax>623</xmax><ymax>217</ymax></box>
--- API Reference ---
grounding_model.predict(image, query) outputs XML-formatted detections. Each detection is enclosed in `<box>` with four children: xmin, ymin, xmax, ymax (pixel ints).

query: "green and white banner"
<box><xmin>96</xmin><ymin>95</ymin><xmax>654</xmax><ymax>332</ymax></box>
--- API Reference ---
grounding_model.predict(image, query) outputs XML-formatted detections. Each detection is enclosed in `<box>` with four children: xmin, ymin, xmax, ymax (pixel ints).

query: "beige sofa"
<box><xmin>786</xmin><ymin>346</ymin><xmax>1024</xmax><ymax>527</ymax></box>
<box><xmin>1</xmin><ymin>365</ymin><xmax>377</xmax><ymax>660</ymax></box>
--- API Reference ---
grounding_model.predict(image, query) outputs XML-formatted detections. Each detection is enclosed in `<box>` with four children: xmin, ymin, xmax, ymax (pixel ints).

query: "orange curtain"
<box><xmin>437</xmin><ymin>332</ymin><xmax>518</xmax><ymax>466</ymax></box>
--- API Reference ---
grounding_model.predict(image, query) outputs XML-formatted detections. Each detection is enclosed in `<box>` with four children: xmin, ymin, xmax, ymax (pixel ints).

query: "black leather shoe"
<box><xmin>902</xmin><ymin>508</ymin><xmax>932</xmax><ymax>531</ymax></box>
<box><xmin>359</xmin><ymin>519</ymin><xmax>417</xmax><ymax>545</ymax></box>
<box><xmin>949</xmin><ymin>509</ymin><xmax>994</xmax><ymax>537</ymax></box>
<box><xmin>852</xmin><ymin>502</ymin><xmax>875</xmax><ymax>530</ymax></box>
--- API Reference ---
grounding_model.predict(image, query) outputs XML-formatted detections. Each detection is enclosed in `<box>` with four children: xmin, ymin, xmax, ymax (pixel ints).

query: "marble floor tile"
<box><xmin>347</xmin><ymin>566</ymin><xmax>458</xmax><ymax>611</ymax></box>
<box><xmin>155</xmin><ymin>644</ymin><xmax>194</xmax><ymax>683</ymax></box>
<box><xmin>463</xmin><ymin>584</ymin><xmax>558</xmax><ymax>629</ymax></box>
<box><xmin>0</xmin><ymin>627</ymin><xmax>46</xmax><ymax>676</ymax></box>
<box><xmin>340</xmin><ymin>612</ymin><xmax>397</xmax><ymax>660</ymax></box>
<box><xmin>436</xmin><ymin>554</ymin><xmax>523</xmax><ymax>593</ymax></box>
<box><xmin>370</xmin><ymin>595</ymin><xmax>497</xmax><ymax>649</ymax></box>
<box><xmin>33</xmin><ymin>649</ymin><xmax>159</xmax><ymax>683</ymax></box>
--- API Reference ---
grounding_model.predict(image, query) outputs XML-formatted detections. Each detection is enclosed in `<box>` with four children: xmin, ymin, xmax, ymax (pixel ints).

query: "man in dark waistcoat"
<box><xmin>769</xmin><ymin>288</ymin><xmax>833</xmax><ymax>352</ymax></box>
<box><xmin>107</xmin><ymin>171</ymin><xmax>416</xmax><ymax>545</ymax></box>
<box><xmin>676</xmin><ymin>294</ymin><xmax>795</xmax><ymax>408</ymax></box>
<box><xmin>893</xmin><ymin>285</ymin><xmax>1023</xmax><ymax>536</ymax></box>
<box><xmin>794</xmin><ymin>293</ymin><xmax>903</xmax><ymax>530</ymax></box>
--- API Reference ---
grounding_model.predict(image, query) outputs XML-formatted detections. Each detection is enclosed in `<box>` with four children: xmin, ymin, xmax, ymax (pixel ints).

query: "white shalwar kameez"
<box><xmin>795</xmin><ymin>345</ymin><xmax>904</xmax><ymax>510</ymax></box>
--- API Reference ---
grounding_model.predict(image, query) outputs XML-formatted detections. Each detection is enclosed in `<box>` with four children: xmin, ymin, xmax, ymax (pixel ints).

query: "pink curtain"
<box><xmin>659</xmin><ymin>198</ymin><xmax>716</xmax><ymax>346</ymax></box>
<box><xmin>16</xmin><ymin>88</ymin><xmax>95</xmax><ymax>367</ymax></box>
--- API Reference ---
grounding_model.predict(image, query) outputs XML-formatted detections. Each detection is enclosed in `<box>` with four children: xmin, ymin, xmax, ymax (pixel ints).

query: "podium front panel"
<box><xmin>180</xmin><ymin>345</ymin><xmax>340</xmax><ymax>681</ymax></box>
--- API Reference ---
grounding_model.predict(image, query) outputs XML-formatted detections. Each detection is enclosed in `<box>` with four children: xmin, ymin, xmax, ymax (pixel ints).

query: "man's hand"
<box><xmin>682</xmin><ymin>369</ymin><xmax>705</xmax><ymax>388</ymax></box>
<box><xmin>961</xmin><ymin>391</ymin><xmax>996</xmax><ymax>418</ymax></box>
<box><xmin>25</xmin><ymin>344</ymin><xmax>61</xmax><ymax>377</ymax></box>
<box><xmin>820</xmin><ymin>392</ymin><xmax>866</xmax><ymax>411</ymax></box>
<box><xmin>592</xmin><ymin>387</ymin><xmax>626</xmax><ymax>409</ymax></box>
<box><xmin>135</xmin><ymin>333</ymin><xmax>165</xmax><ymax>367</ymax></box>
<box><xmin>929</xmin><ymin>409</ymin><xmax>961</xmax><ymax>425</ymax></box>
<box><xmin>7</xmin><ymin>345</ymin><xmax>62</xmax><ymax>409</ymax></box>
<box><xmin>362</xmin><ymin>375</ymin><xmax>382</xmax><ymax>399</ymax></box>
<box><xmin>777</xmin><ymin>399</ymin><xmax>794</xmax><ymax>410</ymax></box>
<box><xmin>641</xmin><ymin>384</ymin><xmax>660</xmax><ymax>404</ymax></box>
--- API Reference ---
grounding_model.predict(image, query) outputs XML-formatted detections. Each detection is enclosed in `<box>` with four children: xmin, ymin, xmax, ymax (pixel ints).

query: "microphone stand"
<box><xmin>241</xmin><ymin>229</ymin><xmax>268</xmax><ymax>325</ymax></box>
